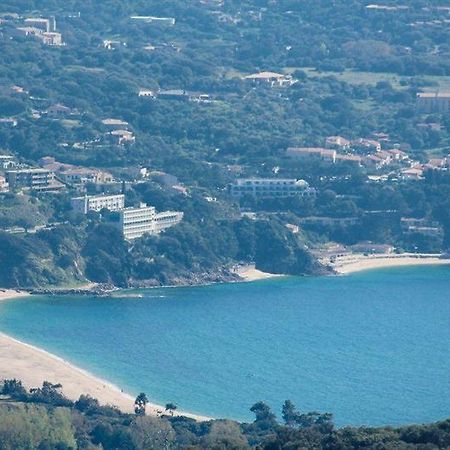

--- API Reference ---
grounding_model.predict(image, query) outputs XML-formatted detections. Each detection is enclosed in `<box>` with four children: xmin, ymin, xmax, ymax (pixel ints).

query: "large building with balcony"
<box><xmin>117</xmin><ymin>204</ymin><xmax>184</xmax><ymax>240</ymax></box>
<box><xmin>119</xmin><ymin>203</ymin><xmax>157</xmax><ymax>240</ymax></box>
<box><xmin>230</xmin><ymin>178</ymin><xmax>316</xmax><ymax>199</ymax></box>
<box><xmin>154</xmin><ymin>211</ymin><xmax>184</xmax><ymax>233</ymax></box>
<box><xmin>71</xmin><ymin>194</ymin><xmax>125</xmax><ymax>215</ymax></box>
<box><xmin>5</xmin><ymin>168</ymin><xmax>60</xmax><ymax>191</ymax></box>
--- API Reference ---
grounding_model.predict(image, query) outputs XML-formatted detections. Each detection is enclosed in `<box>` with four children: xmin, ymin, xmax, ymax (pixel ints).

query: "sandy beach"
<box><xmin>0</xmin><ymin>293</ymin><xmax>210</xmax><ymax>421</ymax></box>
<box><xmin>235</xmin><ymin>265</ymin><xmax>284</xmax><ymax>282</ymax></box>
<box><xmin>0</xmin><ymin>289</ymin><xmax>30</xmax><ymax>302</ymax></box>
<box><xmin>331</xmin><ymin>253</ymin><xmax>450</xmax><ymax>275</ymax></box>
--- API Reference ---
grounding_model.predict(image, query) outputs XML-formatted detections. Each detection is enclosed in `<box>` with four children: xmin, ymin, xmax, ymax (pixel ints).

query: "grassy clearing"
<box><xmin>287</xmin><ymin>67</ymin><xmax>450</xmax><ymax>91</ymax></box>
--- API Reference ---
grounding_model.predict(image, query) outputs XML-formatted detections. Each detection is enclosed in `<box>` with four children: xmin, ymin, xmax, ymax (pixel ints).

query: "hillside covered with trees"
<box><xmin>2</xmin><ymin>378</ymin><xmax>450</xmax><ymax>449</ymax></box>
<box><xmin>0</xmin><ymin>0</ymin><xmax>450</xmax><ymax>287</ymax></box>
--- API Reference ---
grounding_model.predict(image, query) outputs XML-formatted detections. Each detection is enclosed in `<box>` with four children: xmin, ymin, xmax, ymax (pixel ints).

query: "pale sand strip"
<box><xmin>235</xmin><ymin>265</ymin><xmax>284</xmax><ymax>282</ymax></box>
<box><xmin>331</xmin><ymin>253</ymin><xmax>450</xmax><ymax>275</ymax></box>
<box><xmin>0</xmin><ymin>332</ymin><xmax>211</xmax><ymax>421</ymax></box>
<box><xmin>0</xmin><ymin>289</ymin><xmax>30</xmax><ymax>302</ymax></box>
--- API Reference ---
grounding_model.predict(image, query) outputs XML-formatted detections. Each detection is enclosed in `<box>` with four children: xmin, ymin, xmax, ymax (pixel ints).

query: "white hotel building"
<box><xmin>71</xmin><ymin>195</ymin><xmax>183</xmax><ymax>240</ymax></box>
<box><xmin>119</xmin><ymin>204</ymin><xmax>184</xmax><ymax>240</ymax></box>
<box><xmin>71</xmin><ymin>194</ymin><xmax>125</xmax><ymax>214</ymax></box>
<box><xmin>230</xmin><ymin>178</ymin><xmax>316</xmax><ymax>199</ymax></box>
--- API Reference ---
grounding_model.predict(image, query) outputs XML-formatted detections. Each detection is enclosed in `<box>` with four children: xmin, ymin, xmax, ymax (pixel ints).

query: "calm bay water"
<box><xmin>0</xmin><ymin>265</ymin><xmax>449</xmax><ymax>426</ymax></box>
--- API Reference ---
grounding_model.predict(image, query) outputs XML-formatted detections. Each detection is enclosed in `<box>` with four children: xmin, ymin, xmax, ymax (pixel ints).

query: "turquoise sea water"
<box><xmin>0</xmin><ymin>265</ymin><xmax>449</xmax><ymax>426</ymax></box>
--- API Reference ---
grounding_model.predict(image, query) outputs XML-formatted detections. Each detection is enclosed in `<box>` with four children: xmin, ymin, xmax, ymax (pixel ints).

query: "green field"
<box><xmin>288</xmin><ymin>67</ymin><xmax>450</xmax><ymax>91</ymax></box>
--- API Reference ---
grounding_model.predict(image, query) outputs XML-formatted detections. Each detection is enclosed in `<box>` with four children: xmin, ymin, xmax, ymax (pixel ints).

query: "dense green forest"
<box><xmin>2</xmin><ymin>378</ymin><xmax>450</xmax><ymax>449</ymax></box>
<box><xmin>0</xmin><ymin>0</ymin><xmax>450</xmax><ymax>287</ymax></box>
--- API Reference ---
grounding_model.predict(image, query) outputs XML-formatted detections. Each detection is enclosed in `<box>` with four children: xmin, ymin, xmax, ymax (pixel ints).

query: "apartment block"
<box><xmin>119</xmin><ymin>203</ymin><xmax>157</xmax><ymax>240</ymax></box>
<box><xmin>230</xmin><ymin>178</ymin><xmax>316</xmax><ymax>199</ymax></box>
<box><xmin>71</xmin><ymin>194</ymin><xmax>125</xmax><ymax>214</ymax></box>
<box><xmin>154</xmin><ymin>211</ymin><xmax>184</xmax><ymax>233</ymax></box>
<box><xmin>5</xmin><ymin>168</ymin><xmax>57</xmax><ymax>191</ymax></box>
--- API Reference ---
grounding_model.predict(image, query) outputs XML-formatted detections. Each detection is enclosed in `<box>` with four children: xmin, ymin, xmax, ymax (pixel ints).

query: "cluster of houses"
<box><xmin>0</xmin><ymin>152</ymin><xmax>184</xmax><ymax>240</ymax></box>
<box><xmin>400</xmin><ymin>154</ymin><xmax>450</xmax><ymax>181</ymax></box>
<box><xmin>285</xmin><ymin>133</ymin><xmax>422</xmax><ymax>178</ymax></box>
<box><xmin>5</xmin><ymin>16</ymin><xmax>64</xmax><ymax>46</ymax></box>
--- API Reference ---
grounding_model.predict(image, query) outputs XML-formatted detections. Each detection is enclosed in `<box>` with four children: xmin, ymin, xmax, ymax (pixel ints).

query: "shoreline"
<box><xmin>233</xmin><ymin>265</ymin><xmax>285</xmax><ymax>282</ymax></box>
<box><xmin>0</xmin><ymin>289</ymin><xmax>30</xmax><ymax>302</ymax></box>
<box><xmin>0</xmin><ymin>331</ymin><xmax>211</xmax><ymax>421</ymax></box>
<box><xmin>329</xmin><ymin>253</ymin><xmax>450</xmax><ymax>275</ymax></box>
<box><xmin>1</xmin><ymin>256</ymin><xmax>448</xmax><ymax>423</ymax></box>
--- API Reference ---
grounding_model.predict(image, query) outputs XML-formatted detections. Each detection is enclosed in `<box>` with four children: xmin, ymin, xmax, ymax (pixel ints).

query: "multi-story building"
<box><xmin>416</xmin><ymin>92</ymin><xmax>450</xmax><ymax>114</ymax></box>
<box><xmin>24</xmin><ymin>17</ymin><xmax>55</xmax><ymax>33</ymax></box>
<box><xmin>286</xmin><ymin>147</ymin><xmax>337</xmax><ymax>163</ymax></box>
<box><xmin>71</xmin><ymin>194</ymin><xmax>125</xmax><ymax>215</ymax></box>
<box><xmin>117</xmin><ymin>203</ymin><xmax>184</xmax><ymax>240</ymax></box>
<box><xmin>60</xmin><ymin>167</ymin><xmax>114</xmax><ymax>185</ymax></box>
<box><xmin>5</xmin><ymin>168</ymin><xmax>57</xmax><ymax>191</ymax></box>
<box><xmin>154</xmin><ymin>211</ymin><xmax>184</xmax><ymax>233</ymax></box>
<box><xmin>119</xmin><ymin>203</ymin><xmax>157</xmax><ymax>240</ymax></box>
<box><xmin>230</xmin><ymin>178</ymin><xmax>316</xmax><ymax>199</ymax></box>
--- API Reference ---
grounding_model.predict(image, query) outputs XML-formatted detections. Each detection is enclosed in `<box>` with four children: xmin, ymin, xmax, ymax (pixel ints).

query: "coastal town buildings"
<box><xmin>351</xmin><ymin>138</ymin><xmax>382</xmax><ymax>153</ymax></box>
<box><xmin>286</xmin><ymin>147</ymin><xmax>337</xmax><ymax>163</ymax></box>
<box><xmin>119</xmin><ymin>203</ymin><xmax>157</xmax><ymax>240</ymax></box>
<box><xmin>230</xmin><ymin>178</ymin><xmax>316</xmax><ymax>199</ymax></box>
<box><xmin>154</xmin><ymin>211</ymin><xmax>184</xmax><ymax>233</ymax></box>
<box><xmin>401</xmin><ymin>217</ymin><xmax>443</xmax><ymax>238</ymax></box>
<box><xmin>117</xmin><ymin>203</ymin><xmax>183</xmax><ymax>240</ymax></box>
<box><xmin>325</xmin><ymin>136</ymin><xmax>351</xmax><ymax>150</ymax></box>
<box><xmin>39</xmin><ymin>157</ymin><xmax>114</xmax><ymax>186</ymax></box>
<box><xmin>16</xmin><ymin>17</ymin><xmax>63</xmax><ymax>46</ymax></box>
<box><xmin>71</xmin><ymin>194</ymin><xmax>125</xmax><ymax>215</ymax></box>
<box><xmin>5</xmin><ymin>168</ymin><xmax>62</xmax><ymax>191</ymax></box>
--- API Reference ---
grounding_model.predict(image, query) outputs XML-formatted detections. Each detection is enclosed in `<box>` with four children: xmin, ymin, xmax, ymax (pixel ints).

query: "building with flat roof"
<box><xmin>71</xmin><ymin>194</ymin><xmax>125</xmax><ymax>215</ymax></box>
<box><xmin>286</xmin><ymin>147</ymin><xmax>337</xmax><ymax>163</ymax></box>
<box><xmin>101</xmin><ymin>118</ymin><xmax>129</xmax><ymax>129</ymax></box>
<box><xmin>230</xmin><ymin>178</ymin><xmax>316</xmax><ymax>199</ymax></box>
<box><xmin>119</xmin><ymin>203</ymin><xmax>156</xmax><ymax>240</ymax></box>
<box><xmin>5</xmin><ymin>168</ymin><xmax>59</xmax><ymax>191</ymax></box>
<box><xmin>117</xmin><ymin>203</ymin><xmax>184</xmax><ymax>240</ymax></box>
<box><xmin>154</xmin><ymin>211</ymin><xmax>184</xmax><ymax>233</ymax></box>
<box><xmin>24</xmin><ymin>17</ymin><xmax>55</xmax><ymax>33</ymax></box>
<box><xmin>60</xmin><ymin>167</ymin><xmax>114</xmax><ymax>185</ymax></box>
<box><xmin>130</xmin><ymin>16</ymin><xmax>176</xmax><ymax>25</ymax></box>
<box><xmin>417</xmin><ymin>92</ymin><xmax>450</xmax><ymax>114</ymax></box>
